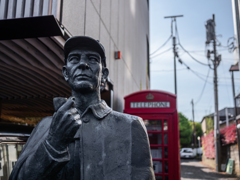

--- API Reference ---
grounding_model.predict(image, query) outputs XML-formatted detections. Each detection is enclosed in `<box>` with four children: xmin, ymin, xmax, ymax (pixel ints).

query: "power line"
<box><xmin>195</xmin><ymin>68</ymin><xmax>211</xmax><ymax>105</ymax></box>
<box><xmin>150</xmin><ymin>47</ymin><xmax>172</xmax><ymax>60</ymax></box>
<box><xmin>176</xmin><ymin>53</ymin><xmax>213</xmax><ymax>84</ymax></box>
<box><xmin>151</xmin><ymin>68</ymin><xmax>187</xmax><ymax>72</ymax></box>
<box><xmin>150</xmin><ymin>35</ymin><xmax>172</xmax><ymax>56</ymax></box>
<box><xmin>190</xmin><ymin>69</ymin><xmax>212</xmax><ymax>84</ymax></box>
<box><xmin>174</xmin><ymin>21</ymin><xmax>210</xmax><ymax>66</ymax></box>
<box><xmin>179</xmin><ymin>44</ymin><xmax>210</xmax><ymax>66</ymax></box>
<box><xmin>190</xmin><ymin>70</ymin><xmax>240</xmax><ymax>80</ymax></box>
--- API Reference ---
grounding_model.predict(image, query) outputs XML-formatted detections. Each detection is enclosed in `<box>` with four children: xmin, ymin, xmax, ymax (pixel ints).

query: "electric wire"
<box><xmin>178</xmin><ymin>44</ymin><xmax>210</xmax><ymax>66</ymax></box>
<box><xmin>221</xmin><ymin>61</ymin><xmax>232</xmax><ymax>105</ymax></box>
<box><xmin>151</xmin><ymin>68</ymin><xmax>187</xmax><ymax>72</ymax></box>
<box><xmin>189</xmin><ymin>70</ymin><xmax>240</xmax><ymax>80</ymax></box>
<box><xmin>174</xmin><ymin>21</ymin><xmax>210</xmax><ymax>66</ymax></box>
<box><xmin>150</xmin><ymin>47</ymin><xmax>172</xmax><ymax>60</ymax></box>
<box><xmin>150</xmin><ymin>35</ymin><xmax>172</xmax><ymax>56</ymax></box>
<box><xmin>178</xmin><ymin>57</ymin><xmax>213</xmax><ymax>84</ymax></box>
<box><xmin>195</xmin><ymin>68</ymin><xmax>211</xmax><ymax>105</ymax></box>
<box><xmin>189</xmin><ymin>69</ymin><xmax>212</xmax><ymax>84</ymax></box>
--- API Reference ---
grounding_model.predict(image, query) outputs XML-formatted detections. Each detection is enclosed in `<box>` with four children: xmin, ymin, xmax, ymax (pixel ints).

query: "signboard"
<box><xmin>226</xmin><ymin>159</ymin><xmax>234</xmax><ymax>174</ymax></box>
<box><xmin>130</xmin><ymin>102</ymin><xmax>170</xmax><ymax>108</ymax></box>
<box><xmin>236</xmin><ymin>97</ymin><xmax>240</xmax><ymax>107</ymax></box>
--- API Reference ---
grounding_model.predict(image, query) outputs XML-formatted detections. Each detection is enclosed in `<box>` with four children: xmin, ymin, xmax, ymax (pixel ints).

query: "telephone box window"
<box><xmin>165</xmin><ymin>161</ymin><xmax>169</xmax><ymax>173</ymax></box>
<box><xmin>164</xmin><ymin>133</ymin><xmax>168</xmax><ymax>145</ymax></box>
<box><xmin>155</xmin><ymin>175</ymin><xmax>163</xmax><ymax>180</ymax></box>
<box><xmin>164</xmin><ymin>119</ymin><xmax>168</xmax><ymax>131</ymax></box>
<box><xmin>144</xmin><ymin>120</ymin><xmax>162</xmax><ymax>131</ymax></box>
<box><xmin>151</xmin><ymin>147</ymin><xmax>162</xmax><ymax>159</ymax></box>
<box><xmin>164</xmin><ymin>147</ymin><xmax>168</xmax><ymax>159</ymax></box>
<box><xmin>148</xmin><ymin>133</ymin><xmax>162</xmax><ymax>145</ymax></box>
<box><xmin>153</xmin><ymin>161</ymin><xmax>163</xmax><ymax>173</ymax></box>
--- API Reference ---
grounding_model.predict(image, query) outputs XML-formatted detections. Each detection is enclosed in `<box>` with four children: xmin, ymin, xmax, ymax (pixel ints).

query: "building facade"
<box><xmin>231</xmin><ymin>0</ymin><xmax>240</xmax><ymax>66</ymax></box>
<box><xmin>0</xmin><ymin>0</ymin><xmax>150</xmax><ymax>179</ymax></box>
<box><xmin>62</xmin><ymin>0</ymin><xmax>150</xmax><ymax>111</ymax></box>
<box><xmin>0</xmin><ymin>0</ymin><xmax>150</xmax><ymax>116</ymax></box>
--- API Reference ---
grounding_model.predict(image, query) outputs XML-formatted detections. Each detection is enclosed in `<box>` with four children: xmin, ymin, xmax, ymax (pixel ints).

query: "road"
<box><xmin>181</xmin><ymin>159</ymin><xmax>239</xmax><ymax>180</ymax></box>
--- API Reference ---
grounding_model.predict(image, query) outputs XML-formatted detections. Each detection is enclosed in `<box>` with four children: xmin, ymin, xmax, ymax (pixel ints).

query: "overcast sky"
<box><xmin>150</xmin><ymin>0</ymin><xmax>240</xmax><ymax>122</ymax></box>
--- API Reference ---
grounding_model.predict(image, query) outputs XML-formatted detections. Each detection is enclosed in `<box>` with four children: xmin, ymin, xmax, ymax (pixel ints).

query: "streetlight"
<box><xmin>197</xmin><ymin>136</ymin><xmax>200</xmax><ymax>148</ymax></box>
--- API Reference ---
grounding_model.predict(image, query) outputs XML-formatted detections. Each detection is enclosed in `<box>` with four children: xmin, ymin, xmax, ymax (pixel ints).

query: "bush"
<box><xmin>220</xmin><ymin>124</ymin><xmax>237</xmax><ymax>145</ymax></box>
<box><xmin>202</xmin><ymin>131</ymin><xmax>215</xmax><ymax>159</ymax></box>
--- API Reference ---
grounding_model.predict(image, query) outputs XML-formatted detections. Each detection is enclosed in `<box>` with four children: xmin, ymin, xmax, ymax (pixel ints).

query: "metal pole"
<box><xmin>164</xmin><ymin>15</ymin><xmax>183</xmax><ymax>97</ymax></box>
<box><xmin>173</xmin><ymin>36</ymin><xmax>177</xmax><ymax>95</ymax></box>
<box><xmin>213</xmin><ymin>14</ymin><xmax>221</xmax><ymax>172</ymax></box>
<box><xmin>225</xmin><ymin>108</ymin><xmax>229</xmax><ymax>126</ymax></box>
<box><xmin>191</xmin><ymin>99</ymin><xmax>196</xmax><ymax>146</ymax></box>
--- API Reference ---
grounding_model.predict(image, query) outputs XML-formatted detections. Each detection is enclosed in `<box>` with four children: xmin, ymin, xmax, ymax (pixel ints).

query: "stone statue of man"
<box><xmin>10</xmin><ymin>36</ymin><xmax>155</xmax><ymax>180</ymax></box>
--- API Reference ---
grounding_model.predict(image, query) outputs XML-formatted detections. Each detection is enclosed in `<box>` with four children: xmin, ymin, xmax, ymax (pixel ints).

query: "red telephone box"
<box><xmin>124</xmin><ymin>90</ymin><xmax>180</xmax><ymax>180</ymax></box>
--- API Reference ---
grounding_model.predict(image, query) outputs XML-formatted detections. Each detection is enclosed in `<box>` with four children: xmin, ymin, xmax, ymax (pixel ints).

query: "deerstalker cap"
<box><xmin>64</xmin><ymin>36</ymin><xmax>106</xmax><ymax>67</ymax></box>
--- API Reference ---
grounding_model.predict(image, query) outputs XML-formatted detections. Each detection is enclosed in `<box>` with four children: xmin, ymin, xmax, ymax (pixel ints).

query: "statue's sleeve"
<box><xmin>9</xmin><ymin>117</ymin><xmax>70</xmax><ymax>180</ymax></box>
<box><xmin>131</xmin><ymin>117</ymin><xmax>156</xmax><ymax>180</ymax></box>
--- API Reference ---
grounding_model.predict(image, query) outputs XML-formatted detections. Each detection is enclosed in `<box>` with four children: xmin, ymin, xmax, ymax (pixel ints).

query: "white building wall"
<box><xmin>61</xmin><ymin>0</ymin><xmax>150</xmax><ymax>112</ymax></box>
<box><xmin>231</xmin><ymin>0</ymin><xmax>240</xmax><ymax>64</ymax></box>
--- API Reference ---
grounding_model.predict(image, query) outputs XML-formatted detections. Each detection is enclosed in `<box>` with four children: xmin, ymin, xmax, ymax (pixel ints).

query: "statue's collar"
<box><xmin>53</xmin><ymin>97</ymin><xmax>112</xmax><ymax>119</ymax></box>
<box><xmin>73</xmin><ymin>100</ymin><xmax>112</xmax><ymax>139</ymax></box>
<box><xmin>81</xmin><ymin>100</ymin><xmax>112</xmax><ymax>119</ymax></box>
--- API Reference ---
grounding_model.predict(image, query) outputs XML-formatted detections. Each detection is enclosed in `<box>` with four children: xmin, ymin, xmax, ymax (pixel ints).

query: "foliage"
<box><xmin>206</xmin><ymin>117</ymin><xmax>214</xmax><ymax>134</ymax></box>
<box><xmin>202</xmin><ymin>124</ymin><xmax>237</xmax><ymax>159</ymax></box>
<box><xmin>189</xmin><ymin>121</ymin><xmax>203</xmax><ymax>144</ymax></box>
<box><xmin>220</xmin><ymin>124</ymin><xmax>237</xmax><ymax>145</ymax></box>
<box><xmin>202</xmin><ymin>131</ymin><xmax>215</xmax><ymax>159</ymax></box>
<box><xmin>179</xmin><ymin>113</ymin><xmax>192</xmax><ymax>147</ymax></box>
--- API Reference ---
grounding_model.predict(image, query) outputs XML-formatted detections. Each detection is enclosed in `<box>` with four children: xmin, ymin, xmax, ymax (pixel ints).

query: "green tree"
<box><xmin>179</xmin><ymin>113</ymin><xmax>192</xmax><ymax>147</ymax></box>
<box><xmin>189</xmin><ymin>121</ymin><xmax>203</xmax><ymax>145</ymax></box>
<box><xmin>206</xmin><ymin>117</ymin><xmax>214</xmax><ymax>134</ymax></box>
<box><xmin>195</xmin><ymin>122</ymin><xmax>203</xmax><ymax>138</ymax></box>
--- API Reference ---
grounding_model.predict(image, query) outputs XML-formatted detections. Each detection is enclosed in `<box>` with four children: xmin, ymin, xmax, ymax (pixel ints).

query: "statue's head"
<box><xmin>62</xmin><ymin>36</ymin><xmax>109</xmax><ymax>93</ymax></box>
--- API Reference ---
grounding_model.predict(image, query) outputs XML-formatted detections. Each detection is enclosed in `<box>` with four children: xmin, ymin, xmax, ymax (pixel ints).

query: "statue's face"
<box><xmin>62</xmin><ymin>49</ymin><xmax>106</xmax><ymax>92</ymax></box>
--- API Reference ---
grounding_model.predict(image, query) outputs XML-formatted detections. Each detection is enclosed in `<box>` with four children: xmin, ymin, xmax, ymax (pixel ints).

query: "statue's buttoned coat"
<box><xmin>10</xmin><ymin>100</ymin><xmax>155</xmax><ymax>180</ymax></box>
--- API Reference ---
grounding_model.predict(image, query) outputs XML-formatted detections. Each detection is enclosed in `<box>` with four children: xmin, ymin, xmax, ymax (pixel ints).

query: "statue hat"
<box><xmin>64</xmin><ymin>36</ymin><xmax>106</xmax><ymax>67</ymax></box>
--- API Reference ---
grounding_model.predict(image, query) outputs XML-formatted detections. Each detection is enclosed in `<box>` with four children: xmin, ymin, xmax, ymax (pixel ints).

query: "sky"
<box><xmin>150</xmin><ymin>0</ymin><xmax>240</xmax><ymax>122</ymax></box>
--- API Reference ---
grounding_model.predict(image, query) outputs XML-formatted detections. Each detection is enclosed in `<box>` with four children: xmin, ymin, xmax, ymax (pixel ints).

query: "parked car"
<box><xmin>180</xmin><ymin>148</ymin><xmax>195</xmax><ymax>158</ymax></box>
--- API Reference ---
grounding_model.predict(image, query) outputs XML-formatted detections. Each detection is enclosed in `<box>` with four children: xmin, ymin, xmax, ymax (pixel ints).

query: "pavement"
<box><xmin>181</xmin><ymin>159</ymin><xmax>239</xmax><ymax>180</ymax></box>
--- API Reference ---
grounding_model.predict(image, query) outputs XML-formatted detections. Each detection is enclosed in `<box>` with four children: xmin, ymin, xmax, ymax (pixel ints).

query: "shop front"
<box><xmin>124</xmin><ymin>90</ymin><xmax>180</xmax><ymax>180</ymax></box>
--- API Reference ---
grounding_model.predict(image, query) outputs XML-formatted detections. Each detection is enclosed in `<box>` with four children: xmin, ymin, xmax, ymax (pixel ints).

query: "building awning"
<box><xmin>0</xmin><ymin>15</ymin><xmax>65</xmax><ymax>40</ymax></box>
<box><xmin>0</xmin><ymin>15</ymin><xmax>112</xmax><ymax>121</ymax></box>
<box><xmin>0</xmin><ymin>15</ymin><xmax>71</xmax><ymax>119</ymax></box>
<box><xmin>229</xmin><ymin>62</ymin><xmax>239</xmax><ymax>72</ymax></box>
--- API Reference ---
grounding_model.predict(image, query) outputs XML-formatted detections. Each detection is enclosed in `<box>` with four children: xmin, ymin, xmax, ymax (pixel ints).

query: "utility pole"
<box><xmin>173</xmin><ymin>36</ymin><xmax>177</xmax><ymax>95</ymax></box>
<box><xmin>213</xmin><ymin>14</ymin><xmax>221</xmax><ymax>172</ymax></box>
<box><xmin>164</xmin><ymin>15</ymin><xmax>183</xmax><ymax>96</ymax></box>
<box><xmin>206</xmin><ymin>14</ymin><xmax>221</xmax><ymax>172</ymax></box>
<box><xmin>191</xmin><ymin>99</ymin><xmax>196</xmax><ymax>147</ymax></box>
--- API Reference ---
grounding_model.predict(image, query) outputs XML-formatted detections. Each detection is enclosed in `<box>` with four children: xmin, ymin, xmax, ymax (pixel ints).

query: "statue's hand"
<box><xmin>47</xmin><ymin>98</ymin><xmax>80</xmax><ymax>151</ymax></box>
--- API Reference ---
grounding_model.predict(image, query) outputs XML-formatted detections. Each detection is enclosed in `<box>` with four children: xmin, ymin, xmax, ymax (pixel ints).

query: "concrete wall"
<box><xmin>202</xmin><ymin>144</ymin><xmax>240</xmax><ymax>176</ymax></box>
<box><xmin>61</xmin><ymin>0</ymin><xmax>150</xmax><ymax>112</ymax></box>
<box><xmin>230</xmin><ymin>144</ymin><xmax>240</xmax><ymax>176</ymax></box>
<box><xmin>220</xmin><ymin>120</ymin><xmax>236</xmax><ymax>129</ymax></box>
<box><xmin>202</xmin><ymin>155</ymin><xmax>215</xmax><ymax>169</ymax></box>
<box><xmin>201</xmin><ymin>118</ymin><xmax>207</xmax><ymax>136</ymax></box>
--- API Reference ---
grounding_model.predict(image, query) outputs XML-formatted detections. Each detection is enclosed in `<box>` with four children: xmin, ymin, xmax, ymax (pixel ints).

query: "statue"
<box><xmin>10</xmin><ymin>36</ymin><xmax>155</xmax><ymax>180</ymax></box>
